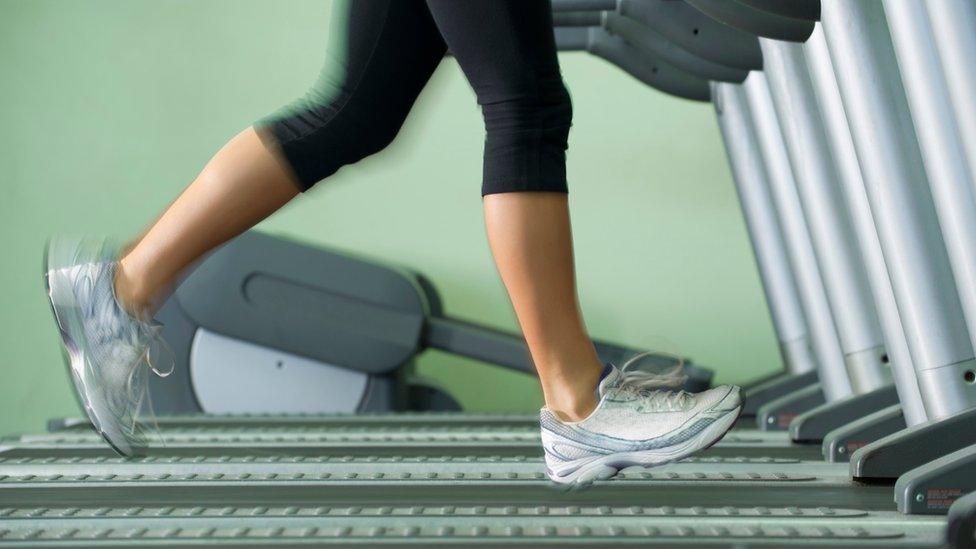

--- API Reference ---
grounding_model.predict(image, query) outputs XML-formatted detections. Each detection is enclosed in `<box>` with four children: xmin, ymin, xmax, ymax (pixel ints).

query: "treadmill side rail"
<box><xmin>851</xmin><ymin>406</ymin><xmax>976</xmax><ymax>481</ymax></box>
<box><xmin>756</xmin><ymin>383</ymin><xmax>826</xmax><ymax>431</ymax></box>
<box><xmin>946</xmin><ymin>490</ymin><xmax>976</xmax><ymax>548</ymax></box>
<box><xmin>895</xmin><ymin>443</ymin><xmax>976</xmax><ymax>515</ymax></box>
<box><xmin>742</xmin><ymin>370</ymin><xmax>819</xmax><ymax>417</ymax></box>
<box><xmin>822</xmin><ymin>404</ymin><xmax>905</xmax><ymax>463</ymax></box>
<box><xmin>788</xmin><ymin>384</ymin><xmax>900</xmax><ymax>443</ymax></box>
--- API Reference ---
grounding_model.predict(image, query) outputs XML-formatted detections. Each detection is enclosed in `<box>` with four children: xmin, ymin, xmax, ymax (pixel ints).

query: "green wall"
<box><xmin>0</xmin><ymin>0</ymin><xmax>781</xmax><ymax>436</ymax></box>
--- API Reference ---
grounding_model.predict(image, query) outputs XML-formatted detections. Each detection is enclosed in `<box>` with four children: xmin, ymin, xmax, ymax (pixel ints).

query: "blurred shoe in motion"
<box><xmin>44</xmin><ymin>236</ymin><xmax>171</xmax><ymax>456</ymax></box>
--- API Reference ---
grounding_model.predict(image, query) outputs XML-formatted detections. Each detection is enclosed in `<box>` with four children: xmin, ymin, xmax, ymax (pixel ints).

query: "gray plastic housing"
<box><xmin>685</xmin><ymin>0</ymin><xmax>815</xmax><ymax>42</ymax></box>
<box><xmin>150</xmin><ymin>231</ymin><xmax>711</xmax><ymax>415</ymax></box>
<box><xmin>851</xmin><ymin>406</ymin><xmax>976</xmax><ymax>481</ymax></box>
<box><xmin>946</xmin><ymin>490</ymin><xmax>976</xmax><ymax>547</ymax></box>
<box><xmin>755</xmin><ymin>383</ymin><xmax>825</xmax><ymax>431</ymax></box>
<box><xmin>896</xmin><ymin>443</ymin><xmax>976</xmax><ymax>515</ymax></box>
<box><xmin>603</xmin><ymin>12</ymin><xmax>748</xmax><ymax>83</ymax></box>
<box><xmin>822</xmin><ymin>404</ymin><xmax>905</xmax><ymax>463</ymax></box>
<box><xmin>742</xmin><ymin>370</ymin><xmax>818</xmax><ymax>417</ymax></box>
<box><xmin>788</xmin><ymin>384</ymin><xmax>900</xmax><ymax>443</ymax></box>
<box><xmin>737</xmin><ymin>0</ymin><xmax>820</xmax><ymax>22</ymax></box>
<box><xmin>618</xmin><ymin>0</ymin><xmax>762</xmax><ymax>70</ymax></box>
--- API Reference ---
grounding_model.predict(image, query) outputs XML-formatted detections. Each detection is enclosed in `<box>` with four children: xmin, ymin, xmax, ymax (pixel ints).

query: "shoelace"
<box><xmin>139</xmin><ymin>323</ymin><xmax>175</xmax><ymax>378</ymax></box>
<box><xmin>614</xmin><ymin>351</ymin><xmax>688</xmax><ymax>392</ymax></box>
<box><xmin>607</xmin><ymin>351</ymin><xmax>691</xmax><ymax>410</ymax></box>
<box><xmin>89</xmin><ymin>263</ymin><xmax>175</xmax><ymax>378</ymax></box>
<box><xmin>638</xmin><ymin>389</ymin><xmax>691</xmax><ymax>412</ymax></box>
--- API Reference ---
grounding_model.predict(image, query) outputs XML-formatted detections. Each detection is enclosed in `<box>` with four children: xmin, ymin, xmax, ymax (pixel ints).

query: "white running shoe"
<box><xmin>541</xmin><ymin>362</ymin><xmax>742</xmax><ymax>486</ymax></box>
<box><xmin>44</xmin><ymin>236</ymin><xmax>172</xmax><ymax>456</ymax></box>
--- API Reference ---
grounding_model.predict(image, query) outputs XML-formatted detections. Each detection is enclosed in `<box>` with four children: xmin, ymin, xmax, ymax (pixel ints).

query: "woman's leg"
<box><xmin>116</xmin><ymin>127</ymin><xmax>298</xmax><ymax>315</ymax></box>
<box><xmin>47</xmin><ymin>0</ymin><xmax>451</xmax><ymax>457</ymax></box>
<box><xmin>484</xmin><ymin>193</ymin><xmax>603</xmax><ymax>421</ymax></box>
<box><xmin>116</xmin><ymin>0</ymin><xmax>447</xmax><ymax>315</ymax></box>
<box><xmin>427</xmin><ymin>1</ymin><xmax>741</xmax><ymax>486</ymax></box>
<box><xmin>426</xmin><ymin>0</ymin><xmax>603</xmax><ymax>421</ymax></box>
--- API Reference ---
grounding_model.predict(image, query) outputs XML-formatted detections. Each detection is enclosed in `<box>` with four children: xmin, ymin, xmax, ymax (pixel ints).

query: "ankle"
<box><xmin>547</xmin><ymin>391</ymin><xmax>598</xmax><ymax>423</ymax></box>
<box><xmin>114</xmin><ymin>259</ymin><xmax>154</xmax><ymax>319</ymax></box>
<box><xmin>539</xmin><ymin>357</ymin><xmax>605</xmax><ymax>422</ymax></box>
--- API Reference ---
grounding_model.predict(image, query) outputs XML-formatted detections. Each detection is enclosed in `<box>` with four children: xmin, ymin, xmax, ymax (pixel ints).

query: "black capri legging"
<box><xmin>257</xmin><ymin>0</ymin><xmax>573</xmax><ymax>196</ymax></box>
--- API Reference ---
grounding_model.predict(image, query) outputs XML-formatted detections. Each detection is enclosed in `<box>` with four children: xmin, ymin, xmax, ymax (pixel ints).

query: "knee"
<box><xmin>480</xmin><ymin>84</ymin><xmax>574</xmax><ymax>195</ymax></box>
<box><xmin>260</xmin><ymin>92</ymin><xmax>408</xmax><ymax>191</ymax></box>
<box><xmin>482</xmin><ymin>84</ymin><xmax>573</xmax><ymax>143</ymax></box>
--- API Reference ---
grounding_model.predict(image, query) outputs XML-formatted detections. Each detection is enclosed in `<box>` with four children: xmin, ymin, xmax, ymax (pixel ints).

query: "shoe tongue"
<box><xmin>596</xmin><ymin>364</ymin><xmax>622</xmax><ymax>398</ymax></box>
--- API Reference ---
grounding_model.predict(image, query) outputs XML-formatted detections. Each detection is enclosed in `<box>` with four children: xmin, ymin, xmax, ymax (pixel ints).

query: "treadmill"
<box><xmin>1</xmin><ymin>1</ymin><xmax>970</xmax><ymax>546</ymax></box>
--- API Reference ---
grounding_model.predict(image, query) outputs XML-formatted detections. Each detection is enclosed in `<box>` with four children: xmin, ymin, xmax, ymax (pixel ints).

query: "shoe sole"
<box><xmin>548</xmin><ymin>387</ymin><xmax>743</xmax><ymax>487</ymax></box>
<box><xmin>43</xmin><ymin>237</ymin><xmax>139</xmax><ymax>457</ymax></box>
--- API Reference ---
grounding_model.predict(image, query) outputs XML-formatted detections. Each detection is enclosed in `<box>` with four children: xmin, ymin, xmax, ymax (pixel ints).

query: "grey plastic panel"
<box><xmin>190</xmin><ymin>329</ymin><xmax>369</xmax><ymax>414</ymax></box>
<box><xmin>946</xmin><ymin>490</ymin><xmax>976</xmax><ymax>549</ymax></box>
<box><xmin>850</xmin><ymin>407</ymin><xmax>976</xmax><ymax>481</ymax></box>
<box><xmin>554</xmin><ymin>26</ymin><xmax>589</xmax><ymax>51</ymax></box>
<box><xmin>737</xmin><ymin>0</ymin><xmax>821</xmax><ymax>22</ymax></box>
<box><xmin>685</xmin><ymin>0</ymin><xmax>815</xmax><ymax>42</ymax></box>
<box><xmin>552</xmin><ymin>10</ymin><xmax>601</xmax><ymax>27</ymax></box>
<box><xmin>618</xmin><ymin>0</ymin><xmax>762</xmax><ymax>71</ymax></box>
<box><xmin>756</xmin><ymin>384</ymin><xmax>826</xmax><ymax>431</ymax></box>
<box><xmin>788</xmin><ymin>384</ymin><xmax>900</xmax><ymax>443</ymax></box>
<box><xmin>896</xmin><ymin>444</ymin><xmax>976</xmax><ymax>515</ymax></box>
<box><xmin>551</xmin><ymin>0</ymin><xmax>617</xmax><ymax>11</ymax></box>
<box><xmin>822</xmin><ymin>405</ymin><xmax>905</xmax><ymax>464</ymax></box>
<box><xmin>171</xmin><ymin>232</ymin><xmax>428</xmax><ymax>376</ymax></box>
<box><xmin>586</xmin><ymin>28</ymin><xmax>712</xmax><ymax>101</ymax></box>
<box><xmin>742</xmin><ymin>371</ymin><xmax>819</xmax><ymax>417</ymax></box>
<box><xmin>604</xmin><ymin>12</ymin><xmax>748</xmax><ymax>82</ymax></box>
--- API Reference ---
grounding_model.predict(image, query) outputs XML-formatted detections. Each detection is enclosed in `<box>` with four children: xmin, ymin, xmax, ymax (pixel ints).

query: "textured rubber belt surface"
<box><xmin>0</xmin><ymin>438</ymin><xmax>822</xmax><ymax>461</ymax></box>
<box><xmin>48</xmin><ymin>413</ymin><xmax>543</xmax><ymax>432</ymax></box>
<box><xmin>0</xmin><ymin>454</ymin><xmax>849</xmax><ymax>479</ymax></box>
<box><xmin>0</xmin><ymin>469</ymin><xmax>897</xmax><ymax>511</ymax></box>
<box><xmin>0</xmin><ymin>505</ymin><xmax>946</xmax><ymax>547</ymax></box>
<box><xmin>48</xmin><ymin>413</ymin><xmax>790</xmax><ymax>437</ymax></box>
<box><xmin>26</xmin><ymin>426</ymin><xmax>792</xmax><ymax>442</ymax></box>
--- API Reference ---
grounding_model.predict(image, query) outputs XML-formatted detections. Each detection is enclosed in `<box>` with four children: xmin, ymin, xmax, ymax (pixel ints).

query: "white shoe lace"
<box><xmin>608</xmin><ymin>351</ymin><xmax>692</xmax><ymax>411</ymax></box>
<box><xmin>616</xmin><ymin>351</ymin><xmax>687</xmax><ymax>390</ymax></box>
<box><xmin>638</xmin><ymin>389</ymin><xmax>692</xmax><ymax>412</ymax></box>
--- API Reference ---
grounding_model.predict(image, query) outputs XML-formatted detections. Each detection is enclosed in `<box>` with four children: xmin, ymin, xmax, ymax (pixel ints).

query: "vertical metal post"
<box><xmin>802</xmin><ymin>26</ymin><xmax>927</xmax><ymax>426</ymax></box>
<box><xmin>925</xmin><ymin>0</ymin><xmax>976</xmax><ymax>185</ymax></box>
<box><xmin>759</xmin><ymin>38</ymin><xmax>889</xmax><ymax>394</ymax></box>
<box><xmin>741</xmin><ymin>72</ymin><xmax>853</xmax><ymax>402</ymax></box>
<box><xmin>711</xmin><ymin>82</ymin><xmax>817</xmax><ymax>378</ymax></box>
<box><xmin>821</xmin><ymin>0</ymin><xmax>976</xmax><ymax>420</ymax></box>
<box><xmin>884</xmin><ymin>0</ymin><xmax>976</xmax><ymax>416</ymax></box>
